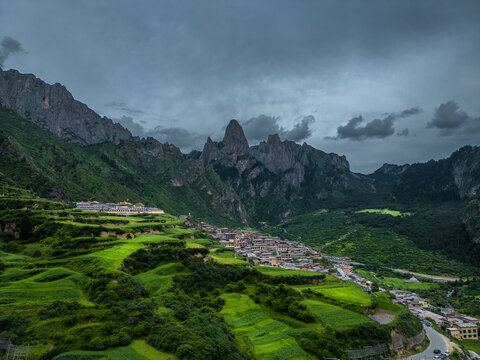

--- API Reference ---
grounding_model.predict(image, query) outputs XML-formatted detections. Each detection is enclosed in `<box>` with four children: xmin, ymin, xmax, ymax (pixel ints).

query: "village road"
<box><xmin>401</xmin><ymin>325</ymin><xmax>448</xmax><ymax>360</ymax></box>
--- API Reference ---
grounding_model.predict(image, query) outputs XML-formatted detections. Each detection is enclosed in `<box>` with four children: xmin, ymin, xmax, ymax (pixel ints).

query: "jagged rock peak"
<box><xmin>0</xmin><ymin>67</ymin><xmax>132</xmax><ymax>146</ymax></box>
<box><xmin>222</xmin><ymin>119</ymin><xmax>249</xmax><ymax>155</ymax></box>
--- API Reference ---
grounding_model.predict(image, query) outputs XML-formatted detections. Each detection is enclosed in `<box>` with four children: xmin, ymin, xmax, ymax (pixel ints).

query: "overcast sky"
<box><xmin>1</xmin><ymin>0</ymin><xmax>479</xmax><ymax>173</ymax></box>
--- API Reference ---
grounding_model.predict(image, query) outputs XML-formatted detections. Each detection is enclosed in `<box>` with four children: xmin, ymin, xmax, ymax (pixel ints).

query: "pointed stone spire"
<box><xmin>222</xmin><ymin>119</ymin><xmax>249</xmax><ymax>155</ymax></box>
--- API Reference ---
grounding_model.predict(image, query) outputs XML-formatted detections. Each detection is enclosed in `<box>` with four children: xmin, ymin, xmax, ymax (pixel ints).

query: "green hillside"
<box><xmin>0</xmin><ymin>190</ymin><xmax>422</xmax><ymax>360</ymax></box>
<box><xmin>0</xmin><ymin>106</ymin><xmax>242</xmax><ymax>223</ymax></box>
<box><xmin>266</xmin><ymin>206</ymin><xmax>480</xmax><ymax>274</ymax></box>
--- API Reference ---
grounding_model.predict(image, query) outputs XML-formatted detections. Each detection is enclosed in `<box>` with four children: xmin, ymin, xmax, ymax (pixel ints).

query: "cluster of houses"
<box><xmin>75</xmin><ymin>201</ymin><xmax>164</xmax><ymax>215</ymax></box>
<box><xmin>390</xmin><ymin>290</ymin><xmax>479</xmax><ymax>341</ymax></box>
<box><xmin>195</xmin><ymin>222</ymin><xmax>374</xmax><ymax>292</ymax></box>
<box><xmin>198</xmin><ymin>222</ymin><xmax>331</xmax><ymax>272</ymax></box>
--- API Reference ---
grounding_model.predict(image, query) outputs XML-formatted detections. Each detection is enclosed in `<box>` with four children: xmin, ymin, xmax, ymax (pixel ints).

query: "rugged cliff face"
<box><xmin>200</xmin><ymin>119</ymin><xmax>374</xmax><ymax>220</ymax></box>
<box><xmin>463</xmin><ymin>200</ymin><xmax>480</xmax><ymax>244</ymax></box>
<box><xmin>372</xmin><ymin>146</ymin><xmax>480</xmax><ymax>202</ymax></box>
<box><xmin>461</xmin><ymin>200</ymin><xmax>480</xmax><ymax>266</ymax></box>
<box><xmin>0</xmin><ymin>68</ymin><xmax>132</xmax><ymax>145</ymax></box>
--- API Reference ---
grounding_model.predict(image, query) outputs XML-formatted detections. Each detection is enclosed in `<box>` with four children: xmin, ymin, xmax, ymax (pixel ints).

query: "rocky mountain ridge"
<box><xmin>0</xmin><ymin>67</ymin><xmax>132</xmax><ymax>145</ymax></box>
<box><xmin>199</xmin><ymin>120</ymin><xmax>374</xmax><ymax>219</ymax></box>
<box><xmin>369</xmin><ymin>146</ymin><xmax>480</xmax><ymax>202</ymax></box>
<box><xmin>1</xmin><ymin>68</ymin><xmax>479</xmax><ymax>223</ymax></box>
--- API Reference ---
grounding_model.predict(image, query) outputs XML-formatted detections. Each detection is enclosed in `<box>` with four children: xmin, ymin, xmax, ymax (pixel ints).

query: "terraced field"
<box><xmin>220</xmin><ymin>293</ymin><xmax>314</xmax><ymax>360</ymax></box>
<box><xmin>302</xmin><ymin>299</ymin><xmax>372</xmax><ymax>328</ymax></box>
<box><xmin>293</xmin><ymin>283</ymin><xmax>372</xmax><ymax>306</ymax></box>
<box><xmin>0</xmin><ymin>250</ymin><xmax>29</xmax><ymax>265</ymax></box>
<box><xmin>0</xmin><ymin>267</ymin><xmax>92</xmax><ymax>306</ymax></box>
<box><xmin>52</xmin><ymin>340</ymin><xmax>176</xmax><ymax>360</ymax></box>
<box><xmin>356</xmin><ymin>208</ymin><xmax>412</xmax><ymax>216</ymax></box>
<box><xmin>0</xmin><ymin>192</ymin><xmax>413</xmax><ymax>360</ymax></box>
<box><xmin>135</xmin><ymin>262</ymin><xmax>191</xmax><ymax>295</ymax></box>
<box><xmin>77</xmin><ymin>242</ymin><xmax>146</xmax><ymax>269</ymax></box>
<box><xmin>73</xmin><ymin>225</ymin><xmax>197</xmax><ymax>270</ymax></box>
<box><xmin>255</xmin><ymin>267</ymin><xmax>337</xmax><ymax>281</ymax></box>
<box><xmin>210</xmin><ymin>249</ymin><xmax>247</xmax><ymax>264</ymax></box>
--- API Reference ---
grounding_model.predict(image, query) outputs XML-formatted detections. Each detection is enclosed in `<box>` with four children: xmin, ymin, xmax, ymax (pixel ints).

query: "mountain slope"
<box><xmin>0</xmin><ymin>67</ymin><xmax>132</xmax><ymax>145</ymax></box>
<box><xmin>0</xmin><ymin>106</ymin><xmax>246</xmax><ymax>222</ymax></box>
<box><xmin>370</xmin><ymin>146</ymin><xmax>480</xmax><ymax>202</ymax></box>
<box><xmin>201</xmin><ymin>120</ymin><xmax>374</xmax><ymax>220</ymax></box>
<box><xmin>0</xmin><ymin>192</ymin><xmax>419</xmax><ymax>360</ymax></box>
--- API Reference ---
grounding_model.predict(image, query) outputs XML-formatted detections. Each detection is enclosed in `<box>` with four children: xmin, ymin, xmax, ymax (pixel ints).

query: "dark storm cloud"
<box><xmin>284</xmin><ymin>115</ymin><xmax>315</xmax><ymax>142</ymax></box>
<box><xmin>426</xmin><ymin>101</ymin><xmax>480</xmax><ymax>137</ymax></box>
<box><xmin>0</xmin><ymin>36</ymin><xmax>24</xmax><ymax>67</ymax></box>
<box><xmin>397</xmin><ymin>128</ymin><xmax>410</xmax><ymax>137</ymax></box>
<box><xmin>335</xmin><ymin>116</ymin><xmax>395</xmax><ymax>140</ymax></box>
<box><xmin>242</xmin><ymin>115</ymin><xmax>315</xmax><ymax>144</ymax></box>
<box><xmin>328</xmin><ymin>108</ymin><xmax>420</xmax><ymax>141</ymax></box>
<box><xmin>427</xmin><ymin>101</ymin><xmax>480</xmax><ymax>136</ymax></box>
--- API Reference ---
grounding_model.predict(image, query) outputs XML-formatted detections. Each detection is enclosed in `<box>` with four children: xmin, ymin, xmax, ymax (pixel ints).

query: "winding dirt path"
<box><xmin>319</xmin><ymin>229</ymin><xmax>357</xmax><ymax>251</ymax></box>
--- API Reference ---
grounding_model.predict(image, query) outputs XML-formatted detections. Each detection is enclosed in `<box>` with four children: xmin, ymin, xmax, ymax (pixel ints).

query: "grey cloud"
<box><xmin>0</xmin><ymin>36</ymin><xmax>24</xmax><ymax>67</ymax></box>
<box><xmin>242</xmin><ymin>115</ymin><xmax>315</xmax><ymax>144</ymax></box>
<box><xmin>328</xmin><ymin>108</ymin><xmax>420</xmax><ymax>141</ymax></box>
<box><xmin>146</xmin><ymin>126</ymin><xmax>205</xmax><ymax>151</ymax></box>
<box><xmin>399</xmin><ymin>108</ymin><xmax>421</xmax><ymax>118</ymax></box>
<box><xmin>242</xmin><ymin>115</ymin><xmax>282</xmax><ymax>143</ymax></box>
<box><xmin>113</xmin><ymin>114</ymin><xmax>206</xmax><ymax>151</ymax></box>
<box><xmin>336</xmin><ymin>116</ymin><xmax>395</xmax><ymax>140</ymax></box>
<box><xmin>113</xmin><ymin>116</ymin><xmax>146</xmax><ymax>137</ymax></box>
<box><xmin>397</xmin><ymin>128</ymin><xmax>410</xmax><ymax>137</ymax></box>
<box><xmin>106</xmin><ymin>101</ymin><xmax>126</xmax><ymax>107</ymax></box>
<box><xmin>427</xmin><ymin>101</ymin><xmax>470</xmax><ymax>132</ymax></box>
<box><xmin>283</xmin><ymin>115</ymin><xmax>315</xmax><ymax>142</ymax></box>
<box><xmin>105</xmin><ymin>101</ymin><xmax>146</xmax><ymax>116</ymax></box>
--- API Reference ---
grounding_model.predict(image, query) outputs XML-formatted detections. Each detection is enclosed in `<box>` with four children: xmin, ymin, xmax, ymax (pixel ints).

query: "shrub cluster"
<box><xmin>259</xmin><ymin>284</ymin><xmax>314</xmax><ymax>322</ymax></box>
<box><xmin>148</xmin><ymin>313</ymin><xmax>249</xmax><ymax>360</ymax></box>
<box><xmin>122</xmin><ymin>247</ymin><xmax>209</xmax><ymax>274</ymax></box>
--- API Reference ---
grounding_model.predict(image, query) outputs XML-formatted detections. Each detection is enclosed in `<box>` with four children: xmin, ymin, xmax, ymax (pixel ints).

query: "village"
<box><xmin>391</xmin><ymin>289</ymin><xmax>478</xmax><ymax>342</ymax></box>
<box><xmin>192</xmin><ymin>220</ymin><xmax>480</xmax><ymax>355</ymax></box>
<box><xmin>75</xmin><ymin>201</ymin><xmax>164</xmax><ymax>215</ymax></box>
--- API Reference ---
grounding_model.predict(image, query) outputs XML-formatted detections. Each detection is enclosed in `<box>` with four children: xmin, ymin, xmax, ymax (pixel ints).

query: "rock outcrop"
<box><xmin>461</xmin><ymin>199</ymin><xmax>480</xmax><ymax>266</ymax></box>
<box><xmin>0</xmin><ymin>67</ymin><xmax>132</xmax><ymax>145</ymax></box>
<box><xmin>199</xmin><ymin>119</ymin><xmax>374</xmax><ymax>220</ymax></box>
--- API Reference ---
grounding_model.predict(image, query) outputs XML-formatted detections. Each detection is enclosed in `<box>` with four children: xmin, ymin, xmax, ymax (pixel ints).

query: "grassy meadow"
<box><xmin>266</xmin><ymin>206</ymin><xmax>479</xmax><ymax>277</ymax></box>
<box><xmin>220</xmin><ymin>293</ymin><xmax>314</xmax><ymax>360</ymax></box>
<box><xmin>302</xmin><ymin>299</ymin><xmax>372</xmax><ymax>328</ymax></box>
<box><xmin>356</xmin><ymin>269</ymin><xmax>439</xmax><ymax>291</ymax></box>
<box><xmin>356</xmin><ymin>209</ymin><xmax>412</xmax><ymax>216</ymax></box>
<box><xmin>293</xmin><ymin>283</ymin><xmax>372</xmax><ymax>306</ymax></box>
<box><xmin>0</xmin><ymin>190</ymin><xmax>424</xmax><ymax>359</ymax></box>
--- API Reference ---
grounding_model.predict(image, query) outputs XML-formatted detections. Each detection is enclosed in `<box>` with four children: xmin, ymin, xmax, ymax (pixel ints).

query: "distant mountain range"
<box><xmin>1</xmin><ymin>67</ymin><xmax>479</xmax><ymax>223</ymax></box>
